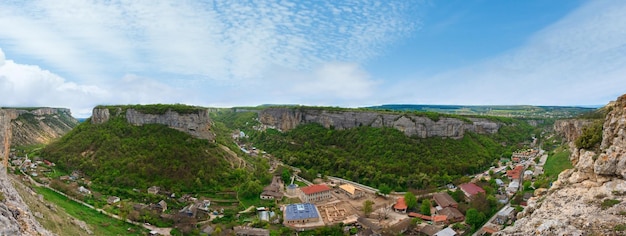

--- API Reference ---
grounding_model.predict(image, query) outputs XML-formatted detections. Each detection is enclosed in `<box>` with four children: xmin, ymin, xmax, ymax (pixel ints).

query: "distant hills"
<box><xmin>366</xmin><ymin>104</ymin><xmax>595</xmax><ymax>119</ymax></box>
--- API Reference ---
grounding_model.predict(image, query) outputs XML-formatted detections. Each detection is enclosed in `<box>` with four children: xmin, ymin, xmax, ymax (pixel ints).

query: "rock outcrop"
<box><xmin>91</xmin><ymin>107</ymin><xmax>215</xmax><ymax>141</ymax></box>
<box><xmin>553</xmin><ymin>119</ymin><xmax>595</xmax><ymax>143</ymax></box>
<box><xmin>0</xmin><ymin>109</ymin><xmax>52</xmax><ymax>235</ymax></box>
<box><xmin>258</xmin><ymin>108</ymin><xmax>500</xmax><ymax>138</ymax></box>
<box><xmin>10</xmin><ymin>108</ymin><xmax>78</xmax><ymax>146</ymax></box>
<box><xmin>498</xmin><ymin>94</ymin><xmax>626</xmax><ymax>236</ymax></box>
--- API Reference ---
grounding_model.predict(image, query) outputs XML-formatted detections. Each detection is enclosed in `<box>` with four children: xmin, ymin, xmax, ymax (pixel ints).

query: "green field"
<box><xmin>544</xmin><ymin>149</ymin><xmax>573</xmax><ymax>179</ymax></box>
<box><xmin>35</xmin><ymin>187</ymin><xmax>147</xmax><ymax>236</ymax></box>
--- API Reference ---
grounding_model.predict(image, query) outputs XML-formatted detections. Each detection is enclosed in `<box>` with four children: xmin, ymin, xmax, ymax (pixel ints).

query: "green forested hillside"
<box><xmin>42</xmin><ymin>116</ymin><xmax>246</xmax><ymax>193</ymax></box>
<box><xmin>245</xmin><ymin>116</ymin><xmax>537</xmax><ymax>192</ymax></box>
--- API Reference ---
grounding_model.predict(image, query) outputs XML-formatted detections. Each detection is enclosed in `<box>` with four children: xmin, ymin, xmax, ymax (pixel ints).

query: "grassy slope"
<box><xmin>35</xmin><ymin>187</ymin><xmax>147</xmax><ymax>235</ymax></box>
<box><xmin>544</xmin><ymin>148</ymin><xmax>573</xmax><ymax>179</ymax></box>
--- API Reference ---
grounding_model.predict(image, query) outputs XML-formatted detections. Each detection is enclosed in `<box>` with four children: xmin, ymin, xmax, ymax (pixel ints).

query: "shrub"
<box><xmin>600</xmin><ymin>199</ymin><xmax>621</xmax><ymax>210</ymax></box>
<box><xmin>575</xmin><ymin>121</ymin><xmax>603</xmax><ymax>150</ymax></box>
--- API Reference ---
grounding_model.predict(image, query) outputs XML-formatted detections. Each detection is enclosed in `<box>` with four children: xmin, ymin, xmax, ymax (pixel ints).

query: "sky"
<box><xmin>1</xmin><ymin>0</ymin><xmax>625</xmax><ymax>117</ymax></box>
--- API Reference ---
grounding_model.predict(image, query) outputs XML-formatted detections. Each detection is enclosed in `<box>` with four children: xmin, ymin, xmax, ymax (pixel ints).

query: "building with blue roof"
<box><xmin>283</xmin><ymin>203</ymin><xmax>320</xmax><ymax>224</ymax></box>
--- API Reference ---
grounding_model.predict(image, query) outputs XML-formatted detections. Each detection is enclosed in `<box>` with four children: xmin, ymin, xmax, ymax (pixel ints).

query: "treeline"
<box><xmin>42</xmin><ymin>116</ymin><xmax>245</xmax><ymax>193</ymax></box>
<box><xmin>95</xmin><ymin>104</ymin><xmax>204</xmax><ymax>115</ymax></box>
<box><xmin>249</xmin><ymin>120</ymin><xmax>536</xmax><ymax>191</ymax></box>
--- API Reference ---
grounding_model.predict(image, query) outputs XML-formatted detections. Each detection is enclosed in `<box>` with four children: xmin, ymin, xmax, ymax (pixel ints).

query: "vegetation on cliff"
<box><xmin>42</xmin><ymin>115</ymin><xmax>264</xmax><ymax>193</ymax></box>
<box><xmin>242</xmin><ymin>116</ymin><xmax>537</xmax><ymax>191</ymax></box>
<box><xmin>575</xmin><ymin>120</ymin><xmax>604</xmax><ymax>150</ymax></box>
<box><xmin>95</xmin><ymin>104</ymin><xmax>204</xmax><ymax>115</ymax></box>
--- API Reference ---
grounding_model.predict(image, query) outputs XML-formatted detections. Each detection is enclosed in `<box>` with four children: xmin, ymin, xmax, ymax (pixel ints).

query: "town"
<box><xmin>8</xmin><ymin>135</ymin><xmax>553</xmax><ymax>236</ymax></box>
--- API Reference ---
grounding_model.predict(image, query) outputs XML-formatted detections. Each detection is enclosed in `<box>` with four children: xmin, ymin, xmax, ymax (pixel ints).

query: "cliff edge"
<box><xmin>10</xmin><ymin>108</ymin><xmax>78</xmax><ymax>146</ymax></box>
<box><xmin>0</xmin><ymin>109</ymin><xmax>52</xmax><ymax>235</ymax></box>
<box><xmin>258</xmin><ymin>108</ymin><xmax>500</xmax><ymax>139</ymax></box>
<box><xmin>498</xmin><ymin>94</ymin><xmax>626</xmax><ymax>236</ymax></box>
<box><xmin>91</xmin><ymin>105</ymin><xmax>215</xmax><ymax>141</ymax></box>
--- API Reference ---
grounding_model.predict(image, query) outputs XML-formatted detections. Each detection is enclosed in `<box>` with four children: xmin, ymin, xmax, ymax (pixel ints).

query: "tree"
<box><xmin>465</xmin><ymin>208</ymin><xmax>485</xmax><ymax>230</ymax></box>
<box><xmin>405</xmin><ymin>192</ymin><xmax>418</xmax><ymax>210</ymax></box>
<box><xmin>420</xmin><ymin>199</ymin><xmax>431</xmax><ymax>216</ymax></box>
<box><xmin>523</xmin><ymin>180</ymin><xmax>532</xmax><ymax>191</ymax></box>
<box><xmin>378</xmin><ymin>184</ymin><xmax>392</xmax><ymax>195</ymax></box>
<box><xmin>363</xmin><ymin>200</ymin><xmax>374</xmax><ymax>217</ymax></box>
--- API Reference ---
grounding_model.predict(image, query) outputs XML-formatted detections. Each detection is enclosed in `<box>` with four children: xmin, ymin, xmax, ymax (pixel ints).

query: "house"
<box><xmin>147</xmin><ymin>186</ymin><xmax>160</xmax><ymax>195</ymax></box>
<box><xmin>507</xmin><ymin>180</ymin><xmax>520</xmax><ymax>194</ymax></box>
<box><xmin>524</xmin><ymin>170</ymin><xmax>534</xmax><ymax>180</ymax></box>
<box><xmin>286</xmin><ymin>184</ymin><xmax>298</xmax><ymax>195</ymax></box>
<box><xmin>107</xmin><ymin>196</ymin><xmax>120</xmax><ymax>204</ymax></box>
<box><xmin>151</xmin><ymin>200</ymin><xmax>167</xmax><ymax>213</ymax></box>
<box><xmin>506</xmin><ymin>165</ymin><xmax>524</xmax><ymax>180</ymax></box>
<box><xmin>339</xmin><ymin>184</ymin><xmax>364</xmax><ymax>199</ymax></box>
<box><xmin>260</xmin><ymin>185</ymin><xmax>283</xmax><ymax>200</ymax></box>
<box><xmin>495</xmin><ymin>179</ymin><xmax>504</xmax><ymax>186</ymax></box>
<box><xmin>495</xmin><ymin>206</ymin><xmax>515</xmax><ymax>224</ymax></box>
<box><xmin>234</xmin><ymin>226</ymin><xmax>270</xmax><ymax>236</ymax></box>
<box><xmin>458</xmin><ymin>183</ymin><xmax>485</xmax><ymax>199</ymax></box>
<box><xmin>299</xmin><ymin>184</ymin><xmax>332</xmax><ymax>202</ymax></box>
<box><xmin>432</xmin><ymin>215</ymin><xmax>448</xmax><ymax>225</ymax></box>
<box><xmin>432</xmin><ymin>192</ymin><xmax>458</xmax><ymax>208</ymax></box>
<box><xmin>283</xmin><ymin>203</ymin><xmax>320</xmax><ymax>225</ymax></box>
<box><xmin>78</xmin><ymin>186</ymin><xmax>91</xmax><ymax>195</ymax></box>
<box><xmin>393</xmin><ymin>197</ymin><xmax>407</xmax><ymax>213</ymax></box>
<box><xmin>419</xmin><ymin>225</ymin><xmax>441</xmax><ymax>236</ymax></box>
<box><xmin>438</xmin><ymin>207</ymin><xmax>464</xmax><ymax>223</ymax></box>
<box><xmin>434</xmin><ymin>227</ymin><xmax>457</xmax><ymax>236</ymax></box>
<box><xmin>495</xmin><ymin>194</ymin><xmax>509</xmax><ymax>204</ymax></box>
<box><xmin>408</xmin><ymin>212</ymin><xmax>431</xmax><ymax>221</ymax></box>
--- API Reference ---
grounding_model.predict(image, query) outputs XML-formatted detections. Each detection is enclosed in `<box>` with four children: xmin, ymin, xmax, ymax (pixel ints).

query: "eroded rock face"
<box><xmin>0</xmin><ymin>109</ymin><xmax>53</xmax><ymax>235</ymax></box>
<box><xmin>553</xmin><ymin>119</ymin><xmax>595</xmax><ymax>143</ymax></box>
<box><xmin>258</xmin><ymin>108</ymin><xmax>500</xmax><ymax>138</ymax></box>
<box><xmin>10</xmin><ymin>108</ymin><xmax>78</xmax><ymax>146</ymax></box>
<box><xmin>91</xmin><ymin>107</ymin><xmax>215</xmax><ymax>141</ymax></box>
<box><xmin>498</xmin><ymin>94</ymin><xmax>626</xmax><ymax>236</ymax></box>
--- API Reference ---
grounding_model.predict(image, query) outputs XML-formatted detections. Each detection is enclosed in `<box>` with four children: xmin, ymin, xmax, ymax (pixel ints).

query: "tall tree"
<box><xmin>405</xmin><ymin>192</ymin><xmax>418</xmax><ymax>210</ymax></box>
<box><xmin>363</xmin><ymin>200</ymin><xmax>374</xmax><ymax>217</ymax></box>
<box><xmin>420</xmin><ymin>199</ymin><xmax>431</xmax><ymax>216</ymax></box>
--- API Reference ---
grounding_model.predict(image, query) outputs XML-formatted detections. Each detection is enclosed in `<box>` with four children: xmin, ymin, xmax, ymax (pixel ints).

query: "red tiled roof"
<box><xmin>300</xmin><ymin>184</ymin><xmax>331</xmax><ymax>195</ymax></box>
<box><xmin>506</xmin><ymin>165</ymin><xmax>524</xmax><ymax>179</ymax></box>
<box><xmin>459</xmin><ymin>183</ymin><xmax>485</xmax><ymax>196</ymax></box>
<box><xmin>432</xmin><ymin>215</ymin><xmax>447</xmax><ymax>223</ymax></box>
<box><xmin>394</xmin><ymin>197</ymin><xmax>407</xmax><ymax>210</ymax></box>
<box><xmin>483</xmin><ymin>226</ymin><xmax>498</xmax><ymax>234</ymax></box>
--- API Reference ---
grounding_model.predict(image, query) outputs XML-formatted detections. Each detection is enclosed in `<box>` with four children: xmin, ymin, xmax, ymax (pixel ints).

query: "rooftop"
<box><xmin>435</xmin><ymin>227</ymin><xmax>457</xmax><ymax>236</ymax></box>
<box><xmin>284</xmin><ymin>203</ymin><xmax>320</xmax><ymax>221</ymax></box>
<box><xmin>394</xmin><ymin>197</ymin><xmax>407</xmax><ymax>210</ymax></box>
<box><xmin>432</xmin><ymin>192</ymin><xmax>457</xmax><ymax>208</ymax></box>
<box><xmin>300</xmin><ymin>184</ymin><xmax>331</xmax><ymax>195</ymax></box>
<box><xmin>339</xmin><ymin>184</ymin><xmax>358</xmax><ymax>195</ymax></box>
<box><xmin>459</xmin><ymin>183</ymin><xmax>485</xmax><ymax>196</ymax></box>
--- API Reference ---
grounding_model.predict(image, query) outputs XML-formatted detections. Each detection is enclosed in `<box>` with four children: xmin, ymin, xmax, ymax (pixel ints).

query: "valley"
<box><xmin>0</xmin><ymin>103</ymin><xmax>614</xmax><ymax>236</ymax></box>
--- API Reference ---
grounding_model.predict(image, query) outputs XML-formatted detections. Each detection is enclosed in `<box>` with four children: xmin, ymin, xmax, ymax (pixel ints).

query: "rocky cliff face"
<box><xmin>258</xmin><ymin>108</ymin><xmax>500</xmax><ymax>138</ymax></box>
<box><xmin>0</xmin><ymin>109</ymin><xmax>52</xmax><ymax>235</ymax></box>
<box><xmin>498</xmin><ymin>94</ymin><xmax>626</xmax><ymax>236</ymax></box>
<box><xmin>553</xmin><ymin>119</ymin><xmax>595</xmax><ymax>143</ymax></box>
<box><xmin>91</xmin><ymin>107</ymin><xmax>215</xmax><ymax>141</ymax></box>
<box><xmin>10</xmin><ymin>108</ymin><xmax>78</xmax><ymax>146</ymax></box>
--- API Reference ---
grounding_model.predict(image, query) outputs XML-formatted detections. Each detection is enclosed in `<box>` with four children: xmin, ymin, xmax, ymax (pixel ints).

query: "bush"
<box><xmin>601</xmin><ymin>199</ymin><xmax>621</xmax><ymax>210</ymax></box>
<box><xmin>575</xmin><ymin>121</ymin><xmax>603</xmax><ymax>150</ymax></box>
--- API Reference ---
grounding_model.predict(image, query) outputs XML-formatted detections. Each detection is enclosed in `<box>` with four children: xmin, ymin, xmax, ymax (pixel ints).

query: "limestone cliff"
<box><xmin>498</xmin><ymin>94</ymin><xmax>626</xmax><ymax>236</ymax></box>
<box><xmin>91</xmin><ymin>106</ymin><xmax>215</xmax><ymax>141</ymax></box>
<box><xmin>10</xmin><ymin>108</ymin><xmax>78</xmax><ymax>146</ymax></box>
<box><xmin>0</xmin><ymin>109</ymin><xmax>52</xmax><ymax>235</ymax></box>
<box><xmin>258</xmin><ymin>108</ymin><xmax>500</xmax><ymax>138</ymax></box>
<box><xmin>553</xmin><ymin>119</ymin><xmax>595</xmax><ymax>143</ymax></box>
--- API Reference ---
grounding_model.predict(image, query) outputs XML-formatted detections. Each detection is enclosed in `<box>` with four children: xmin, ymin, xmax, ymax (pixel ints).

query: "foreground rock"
<box><xmin>498</xmin><ymin>94</ymin><xmax>626</xmax><ymax>236</ymax></box>
<box><xmin>0</xmin><ymin>109</ymin><xmax>53</xmax><ymax>235</ymax></box>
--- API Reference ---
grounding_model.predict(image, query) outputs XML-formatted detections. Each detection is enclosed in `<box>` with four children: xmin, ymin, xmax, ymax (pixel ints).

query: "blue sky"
<box><xmin>1</xmin><ymin>0</ymin><xmax>625</xmax><ymax>117</ymax></box>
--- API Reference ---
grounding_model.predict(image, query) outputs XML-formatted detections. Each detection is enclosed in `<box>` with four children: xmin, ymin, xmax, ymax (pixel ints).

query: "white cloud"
<box><xmin>393</xmin><ymin>0</ymin><xmax>626</xmax><ymax>106</ymax></box>
<box><xmin>0</xmin><ymin>0</ymin><xmax>419</xmax><ymax>83</ymax></box>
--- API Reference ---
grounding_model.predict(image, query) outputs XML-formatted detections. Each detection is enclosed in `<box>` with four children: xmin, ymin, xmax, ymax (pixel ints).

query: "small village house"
<box><xmin>432</xmin><ymin>192</ymin><xmax>458</xmax><ymax>209</ymax></box>
<box><xmin>393</xmin><ymin>197</ymin><xmax>407</xmax><ymax>213</ymax></box>
<box><xmin>458</xmin><ymin>183</ymin><xmax>485</xmax><ymax>200</ymax></box>
<box><xmin>339</xmin><ymin>184</ymin><xmax>364</xmax><ymax>199</ymax></box>
<box><xmin>107</xmin><ymin>196</ymin><xmax>120</xmax><ymax>204</ymax></box>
